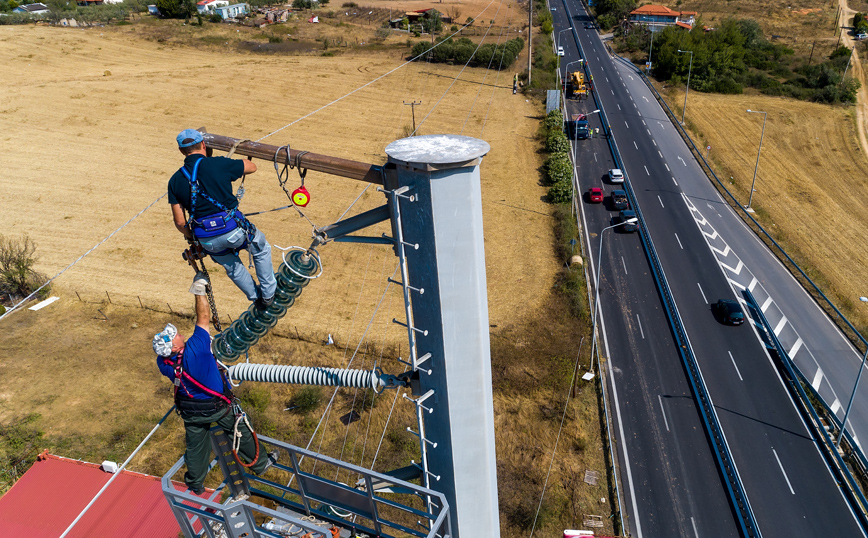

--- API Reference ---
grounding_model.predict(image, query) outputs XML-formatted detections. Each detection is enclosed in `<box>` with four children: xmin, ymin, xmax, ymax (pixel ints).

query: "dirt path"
<box><xmin>838</xmin><ymin>0</ymin><xmax>868</xmax><ymax>156</ymax></box>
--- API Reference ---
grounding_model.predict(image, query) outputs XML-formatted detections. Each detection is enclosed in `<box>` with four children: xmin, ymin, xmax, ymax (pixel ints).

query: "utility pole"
<box><xmin>527</xmin><ymin>0</ymin><xmax>532</xmax><ymax>84</ymax></box>
<box><xmin>404</xmin><ymin>100</ymin><xmax>422</xmax><ymax>134</ymax></box>
<box><xmin>808</xmin><ymin>40</ymin><xmax>816</xmax><ymax>65</ymax></box>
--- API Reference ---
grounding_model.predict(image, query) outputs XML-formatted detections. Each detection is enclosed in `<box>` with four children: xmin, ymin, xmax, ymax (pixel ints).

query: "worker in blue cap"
<box><xmin>168</xmin><ymin>129</ymin><xmax>276</xmax><ymax>309</ymax></box>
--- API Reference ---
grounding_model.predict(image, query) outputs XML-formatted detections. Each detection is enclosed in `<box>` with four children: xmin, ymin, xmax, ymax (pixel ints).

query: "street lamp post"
<box><xmin>647</xmin><ymin>27</ymin><xmax>654</xmax><ymax>73</ymax></box>
<box><xmin>571</xmin><ymin>109</ymin><xmax>599</xmax><ymax>211</ymax></box>
<box><xmin>836</xmin><ymin>296</ymin><xmax>868</xmax><ymax>447</ymax></box>
<box><xmin>557</xmin><ymin>28</ymin><xmax>572</xmax><ymax>74</ymax></box>
<box><xmin>745</xmin><ymin>109</ymin><xmax>767</xmax><ymax>212</ymax></box>
<box><xmin>589</xmin><ymin>218</ymin><xmax>639</xmax><ymax>368</ymax></box>
<box><xmin>677</xmin><ymin>49</ymin><xmax>693</xmax><ymax>124</ymax></box>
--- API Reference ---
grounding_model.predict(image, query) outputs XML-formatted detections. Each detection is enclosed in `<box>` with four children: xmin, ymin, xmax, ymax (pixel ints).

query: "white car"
<box><xmin>857</xmin><ymin>33</ymin><xmax>868</xmax><ymax>40</ymax></box>
<box><xmin>609</xmin><ymin>168</ymin><xmax>624</xmax><ymax>183</ymax></box>
<box><xmin>557</xmin><ymin>46</ymin><xmax>565</xmax><ymax>57</ymax></box>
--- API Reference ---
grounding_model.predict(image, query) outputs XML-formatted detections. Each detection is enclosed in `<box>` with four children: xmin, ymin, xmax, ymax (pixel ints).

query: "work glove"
<box><xmin>190</xmin><ymin>272</ymin><xmax>209</xmax><ymax>296</ymax></box>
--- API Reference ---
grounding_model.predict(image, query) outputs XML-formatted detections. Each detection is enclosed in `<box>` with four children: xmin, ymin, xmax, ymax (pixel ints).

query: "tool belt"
<box><xmin>176</xmin><ymin>393</ymin><xmax>231</xmax><ymax>418</ymax></box>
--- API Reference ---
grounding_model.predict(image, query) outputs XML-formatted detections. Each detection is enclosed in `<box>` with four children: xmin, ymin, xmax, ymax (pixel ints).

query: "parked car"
<box><xmin>857</xmin><ymin>33</ymin><xmax>868</xmax><ymax>40</ymax></box>
<box><xmin>611</xmin><ymin>189</ymin><xmax>628</xmax><ymax>210</ymax></box>
<box><xmin>588</xmin><ymin>187</ymin><xmax>604</xmax><ymax>203</ymax></box>
<box><xmin>618</xmin><ymin>210</ymin><xmax>638</xmax><ymax>232</ymax></box>
<box><xmin>608</xmin><ymin>168</ymin><xmax>624</xmax><ymax>183</ymax></box>
<box><xmin>713</xmin><ymin>299</ymin><xmax>745</xmax><ymax>325</ymax></box>
<box><xmin>557</xmin><ymin>46</ymin><xmax>565</xmax><ymax>57</ymax></box>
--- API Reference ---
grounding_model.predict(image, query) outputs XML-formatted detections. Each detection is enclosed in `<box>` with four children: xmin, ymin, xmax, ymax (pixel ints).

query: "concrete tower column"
<box><xmin>384</xmin><ymin>135</ymin><xmax>499</xmax><ymax>538</ymax></box>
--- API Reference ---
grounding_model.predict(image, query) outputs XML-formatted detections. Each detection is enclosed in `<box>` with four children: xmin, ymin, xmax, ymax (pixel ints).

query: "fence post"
<box><xmin>105</xmin><ymin>291</ymin><xmax>112</xmax><ymax>304</ymax></box>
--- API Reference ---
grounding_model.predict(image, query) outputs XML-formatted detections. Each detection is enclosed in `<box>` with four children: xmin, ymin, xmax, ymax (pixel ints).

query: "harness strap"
<box><xmin>164</xmin><ymin>352</ymin><xmax>233</xmax><ymax>407</ymax></box>
<box><xmin>179</xmin><ymin>158</ymin><xmax>256</xmax><ymax>241</ymax></box>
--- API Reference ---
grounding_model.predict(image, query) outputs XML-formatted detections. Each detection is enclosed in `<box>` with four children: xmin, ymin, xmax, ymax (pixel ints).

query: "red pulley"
<box><xmin>292</xmin><ymin>185</ymin><xmax>311</xmax><ymax>207</ymax></box>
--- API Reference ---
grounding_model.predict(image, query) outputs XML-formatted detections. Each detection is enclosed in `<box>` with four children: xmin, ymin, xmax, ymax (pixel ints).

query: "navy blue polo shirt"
<box><xmin>157</xmin><ymin>326</ymin><xmax>226</xmax><ymax>400</ymax></box>
<box><xmin>168</xmin><ymin>154</ymin><xmax>245</xmax><ymax>220</ymax></box>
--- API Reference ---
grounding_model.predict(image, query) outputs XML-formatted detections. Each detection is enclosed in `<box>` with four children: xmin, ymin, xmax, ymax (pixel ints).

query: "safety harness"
<box><xmin>179</xmin><ymin>157</ymin><xmax>257</xmax><ymax>255</ymax></box>
<box><xmin>163</xmin><ymin>351</ymin><xmax>261</xmax><ymax>468</ymax></box>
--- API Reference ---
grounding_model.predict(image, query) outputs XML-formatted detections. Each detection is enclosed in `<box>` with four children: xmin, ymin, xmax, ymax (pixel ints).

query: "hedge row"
<box><xmin>411</xmin><ymin>36</ymin><xmax>524</xmax><ymax>69</ymax></box>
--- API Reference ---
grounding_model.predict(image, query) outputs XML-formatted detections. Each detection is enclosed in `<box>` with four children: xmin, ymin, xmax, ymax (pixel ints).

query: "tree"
<box><xmin>0</xmin><ymin>234</ymin><xmax>47</xmax><ymax>299</ymax></box>
<box><xmin>422</xmin><ymin>9</ymin><xmax>442</xmax><ymax>34</ymax></box>
<box><xmin>156</xmin><ymin>0</ymin><xmax>192</xmax><ymax>18</ymax></box>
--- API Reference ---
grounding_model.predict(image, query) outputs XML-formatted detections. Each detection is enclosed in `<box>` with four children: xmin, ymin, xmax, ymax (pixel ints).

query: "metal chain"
<box><xmin>184</xmin><ymin>242</ymin><xmax>223</xmax><ymax>333</ymax></box>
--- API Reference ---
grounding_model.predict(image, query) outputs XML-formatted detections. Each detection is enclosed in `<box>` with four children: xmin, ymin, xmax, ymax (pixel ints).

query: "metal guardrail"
<box><xmin>614</xmin><ymin>54</ymin><xmax>868</xmax><ymax>353</ymax></box>
<box><xmin>162</xmin><ymin>429</ymin><xmax>452</xmax><ymax>538</ymax></box>
<box><xmin>744</xmin><ymin>289</ymin><xmax>868</xmax><ymax>532</ymax></box>
<box><xmin>558</xmin><ymin>2</ymin><xmax>761</xmax><ymax>536</ymax></box>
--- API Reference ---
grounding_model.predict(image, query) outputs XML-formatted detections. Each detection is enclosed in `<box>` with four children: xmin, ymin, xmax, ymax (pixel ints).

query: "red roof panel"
<box><xmin>0</xmin><ymin>453</ymin><xmax>209</xmax><ymax>538</ymax></box>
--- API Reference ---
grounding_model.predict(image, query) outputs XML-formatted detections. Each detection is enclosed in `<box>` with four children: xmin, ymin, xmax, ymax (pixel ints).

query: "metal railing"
<box><xmin>744</xmin><ymin>289</ymin><xmax>868</xmax><ymax>532</ymax></box>
<box><xmin>162</xmin><ymin>429</ymin><xmax>451</xmax><ymax>538</ymax></box>
<box><xmin>558</xmin><ymin>1</ymin><xmax>761</xmax><ymax>535</ymax></box>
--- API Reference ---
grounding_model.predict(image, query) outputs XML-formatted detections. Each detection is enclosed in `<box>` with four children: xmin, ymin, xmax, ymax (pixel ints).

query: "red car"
<box><xmin>588</xmin><ymin>187</ymin><xmax>604</xmax><ymax>203</ymax></box>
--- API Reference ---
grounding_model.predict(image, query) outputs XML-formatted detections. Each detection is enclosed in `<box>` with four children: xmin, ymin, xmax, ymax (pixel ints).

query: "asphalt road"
<box><xmin>552</xmin><ymin>2</ymin><xmax>868</xmax><ymax>537</ymax></box>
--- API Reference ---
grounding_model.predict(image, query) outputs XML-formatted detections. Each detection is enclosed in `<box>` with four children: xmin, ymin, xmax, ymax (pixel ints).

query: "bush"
<box><xmin>548</xmin><ymin>179</ymin><xmax>573</xmax><ymax>204</ymax></box>
<box><xmin>544</xmin><ymin>109</ymin><xmax>564</xmax><ymax>132</ymax></box>
<box><xmin>0</xmin><ymin>234</ymin><xmax>47</xmax><ymax>299</ymax></box>
<box><xmin>545</xmin><ymin>130</ymin><xmax>570</xmax><ymax>153</ymax></box>
<box><xmin>289</xmin><ymin>386</ymin><xmax>323</xmax><ymax>414</ymax></box>
<box><xmin>209</xmin><ymin>13</ymin><xmax>221</xmax><ymax>22</ymax></box>
<box><xmin>238</xmin><ymin>385</ymin><xmax>271</xmax><ymax>413</ymax></box>
<box><xmin>544</xmin><ymin>153</ymin><xmax>572</xmax><ymax>185</ymax></box>
<box><xmin>340</xmin><ymin>1</ymin><xmax>356</xmax><ymax>6</ymax></box>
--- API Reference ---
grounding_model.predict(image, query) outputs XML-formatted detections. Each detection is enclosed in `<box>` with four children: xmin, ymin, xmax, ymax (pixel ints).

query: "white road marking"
<box><xmin>675</xmin><ymin>233</ymin><xmax>683</xmax><ymax>249</ymax></box>
<box><xmin>761</xmin><ymin>296</ymin><xmax>773</xmax><ymax>312</ymax></box>
<box><xmin>831</xmin><ymin>399</ymin><xmax>842</xmax><ymax>414</ymax></box>
<box><xmin>634</xmin><ymin>141</ymin><xmax>638</xmax><ymax>149</ymax></box>
<box><xmin>625</xmin><ymin>121</ymin><xmax>629</xmax><ymax>129</ymax></box>
<box><xmin>644</xmin><ymin>165</ymin><xmax>650</xmax><ymax>175</ymax></box>
<box><xmin>678</xmin><ymin>156</ymin><xmax>686</xmax><ymax>166</ymax></box>
<box><xmin>622</xmin><ymin>256</ymin><xmax>628</xmax><ymax>274</ymax></box>
<box><xmin>772</xmin><ymin>448</ymin><xmax>795</xmax><ymax>494</ymax></box>
<box><xmin>611</xmin><ymin>89</ymin><xmax>615</xmax><ymax>95</ymax></box>
<box><xmin>642</xmin><ymin>120</ymin><xmax>646</xmax><ymax>125</ymax></box>
<box><xmin>617</xmin><ymin>104</ymin><xmax>621</xmax><ymax>110</ymax></box>
<box><xmin>657</xmin><ymin>395</ymin><xmax>670</xmax><ymax>431</ymax></box>
<box><xmin>630</xmin><ymin>95</ymin><xmax>633</xmax><ymax>100</ymax></box>
<box><xmin>811</xmin><ymin>367</ymin><xmax>823</xmax><ymax>390</ymax></box>
<box><xmin>729</xmin><ymin>279</ymin><xmax>746</xmax><ymax>291</ymax></box>
<box><xmin>647</xmin><ymin>129</ymin><xmax>651</xmax><ymax>135</ymax></box>
<box><xmin>664</xmin><ymin>163</ymin><xmax>670</xmax><ymax>171</ymax></box>
<box><xmin>789</xmin><ymin>338</ymin><xmax>803</xmax><ymax>357</ymax></box>
<box><xmin>653</xmin><ymin>140</ymin><xmax>657</xmax><ymax>146</ymax></box>
<box><xmin>697</xmin><ymin>283</ymin><xmax>708</xmax><ymax>304</ymax></box>
<box><xmin>606</xmin><ymin>77</ymin><xmax>610</xmax><ymax>82</ymax></box>
<box><xmin>774</xmin><ymin>316</ymin><xmax>788</xmax><ymax>336</ymax></box>
<box><xmin>748</xmin><ymin>277</ymin><xmax>759</xmax><ymax>292</ymax></box>
<box><xmin>594</xmin><ymin>153</ymin><xmax>598</xmax><ymax>162</ymax></box>
<box><xmin>637</xmin><ymin>315</ymin><xmax>645</xmax><ymax>339</ymax></box>
<box><xmin>691</xmin><ymin>517</ymin><xmax>700</xmax><ymax>538</ymax></box>
<box><xmin>642</xmin><ymin>95</ymin><xmax>649</xmax><ymax>102</ymax></box>
<box><xmin>658</xmin><ymin>150</ymin><xmax>663</xmax><ymax>158</ymax></box>
<box><xmin>729</xmin><ymin>351</ymin><xmax>743</xmax><ymax>380</ymax></box>
<box><xmin>658</xmin><ymin>195</ymin><xmax>664</xmax><ymax>208</ymax></box>
<box><xmin>672</xmin><ymin>176</ymin><xmax>678</xmax><ymax>186</ymax></box>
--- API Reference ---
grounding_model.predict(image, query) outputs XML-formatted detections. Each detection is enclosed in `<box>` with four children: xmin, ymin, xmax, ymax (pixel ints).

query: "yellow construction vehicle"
<box><xmin>569</xmin><ymin>71</ymin><xmax>588</xmax><ymax>100</ymax></box>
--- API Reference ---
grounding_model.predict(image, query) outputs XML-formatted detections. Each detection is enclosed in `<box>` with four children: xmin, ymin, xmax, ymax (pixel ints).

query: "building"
<box><xmin>12</xmin><ymin>3</ymin><xmax>50</xmax><ymax>14</ymax></box>
<box><xmin>628</xmin><ymin>4</ymin><xmax>696</xmax><ymax>32</ymax></box>
<box><xmin>215</xmin><ymin>2</ymin><xmax>249</xmax><ymax>19</ymax></box>
<box><xmin>197</xmin><ymin>0</ymin><xmax>229</xmax><ymax>14</ymax></box>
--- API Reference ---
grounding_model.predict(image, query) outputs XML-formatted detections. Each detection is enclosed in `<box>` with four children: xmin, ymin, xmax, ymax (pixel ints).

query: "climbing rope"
<box><xmin>232</xmin><ymin>408</ymin><xmax>261</xmax><ymax>469</ymax></box>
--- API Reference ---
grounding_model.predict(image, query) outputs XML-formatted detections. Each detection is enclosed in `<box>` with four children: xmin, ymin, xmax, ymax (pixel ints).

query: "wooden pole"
<box><xmin>527</xmin><ymin>0</ymin><xmax>532</xmax><ymax>84</ymax></box>
<box><xmin>202</xmin><ymin>132</ymin><xmax>384</xmax><ymax>185</ymax></box>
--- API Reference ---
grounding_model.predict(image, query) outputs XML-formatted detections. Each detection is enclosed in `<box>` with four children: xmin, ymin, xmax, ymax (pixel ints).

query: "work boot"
<box><xmin>254</xmin><ymin>295</ymin><xmax>274</xmax><ymax>310</ymax></box>
<box><xmin>261</xmin><ymin>449</ymin><xmax>280</xmax><ymax>473</ymax></box>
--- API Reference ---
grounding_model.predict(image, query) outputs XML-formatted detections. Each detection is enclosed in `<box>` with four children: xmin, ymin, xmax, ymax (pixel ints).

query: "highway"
<box><xmin>551</xmin><ymin>2</ymin><xmax>868</xmax><ymax>537</ymax></box>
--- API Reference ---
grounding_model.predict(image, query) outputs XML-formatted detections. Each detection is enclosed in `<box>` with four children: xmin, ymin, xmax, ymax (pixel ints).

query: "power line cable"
<box><xmin>480</xmin><ymin>25</ymin><xmax>513</xmax><ymax>138</ymax></box>
<box><xmin>461</xmin><ymin>26</ymin><xmax>507</xmax><ymax>135</ymax></box>
<box><xmin>413</xmin><ymin>0</ymin><xmax>506</xmax><ymax>135</ymax></box>
<box><xmin>256</xmin><ymin>0</ymin><xmax>497</xmax><ymax>143</ymax></box>
<box><xmin>0</xmin><ymin>192</ymin><xmax>167</xmax><ymax>321</ymax></box>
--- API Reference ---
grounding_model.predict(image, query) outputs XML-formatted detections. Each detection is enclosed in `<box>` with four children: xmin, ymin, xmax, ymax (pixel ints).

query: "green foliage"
<box><xmin>0</xmin><ymin>234</ymin><xmax>47</xmax><ymax>300</ymax></box>
<box><xmin>545</xmin><ymin>129</ymin><xmax>569</xmax><ymax>153</ymax></box>
<box><xmin>209</xmin><ymin>13</ymin><xmax>221</xmax><ymax>22</ymax></box>
<box><xmin>422</xmin><ymin>9</ymin><xmax>442</xmax><ymax>34</ymax></box>
<box><xmin>341</xmin><ymin>1</ymin><xmax>357</xmax><ymax>7</ymax></box>
<box><xmin>544</xmin><ymin>108</ymin><xmax>564</xmax><ymax>131</ymax></box>
<box><xmin>593</xmin><ymin>0</ymin><xmax>636</xmax><ymax>30</ymax></box>
<box><xmin>855</xmin><ymin>13</ymin><xmax>868</xmax><ymax>34</ymax></box>
<box><xmin>544</xmin><ymin>153</ymin><xmax>572</xmax><ymax>185</ymax></box>
<box><xmin>547</xmin><ymin>180</ymin><xmax>573</xmax><ymax>204</ymax></box>
<box><xmin>238</xmin><ymin>385</ymin><xmax>271</xmax><ymax>413</ymax></box>
<box><xmin>630</xmin><ymin>18</ymin><xmax>857</xmax><ymax>104</ymax></box>
<box><xmin>0</xmin><ymin>414</ymin><xmax>43</xmax><ymax>493</ymax></box>
<box><xmin>410</xmin><ymin>36</ymin><xmax>524</xmax><ymax>69</ymax></box>
<box><xmin>156</xmin><ymin>0</ymin><xmax>193</xmax><ymax>18</ymax></box>
<box><xmin>538</xmin><ymin>11</ymin><xmax>552</xmax><ymax>34</ymax></box>
<box><xmin>289</xmin><ymin>386</ymin><xmax>322</xmax><ymax>414</ymax></box>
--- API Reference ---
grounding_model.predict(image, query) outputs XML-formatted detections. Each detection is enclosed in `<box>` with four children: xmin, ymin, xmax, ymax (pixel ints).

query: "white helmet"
<box><xmin>152</xmin><ymin>323</ymin><xmax>178</xmax><ymax>357</ymax></box>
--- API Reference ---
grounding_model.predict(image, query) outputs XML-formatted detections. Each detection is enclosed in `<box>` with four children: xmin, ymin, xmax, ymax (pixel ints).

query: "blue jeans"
<box><xmin>198</xmin><ymin>227</ymin><xmax>276</xmax><ymax>302</ymax></box>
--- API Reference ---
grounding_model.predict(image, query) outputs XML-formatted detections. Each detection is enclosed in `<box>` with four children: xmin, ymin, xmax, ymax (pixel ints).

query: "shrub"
<box><xmin>209</xmin><ymin>13</ymin><xmax>221</xmax><ymax>22</ymax></box>
<box><xmin>548</xmin><ymin>179</ymin><xmax>573</xmax><ymax>204</ymax></box>
<box><xmin>545</xmin><ymin>130</ymin><xmax>570</xmax><ymax>153</ymax></box>
<box><xmin>340</xmin><ymin>1</ymin><xmax>356</xmax><ymax>6</ymax></box>
<box><xmin>238</xmin><ymin>385</ymin><xmax>271</xmax><ymax>413</ymax></box>
<box><xmin>289</xmin><ymin>386</ymin><xmax>323</xmax><ymax>414</ymax></box>
<box><xmin>544</xmin><ymin>153</ymin><xmax>572</xmax><ymax>185</ymax></box>
<box><xmin>0</xmin><ymin>234</ymin><xmax>47</xmax><ymax>299</ymax></box>
<box><xmin>544</xmin><ymin>109</ymin><xmax>564</xmax><ymax>132</ymax></box>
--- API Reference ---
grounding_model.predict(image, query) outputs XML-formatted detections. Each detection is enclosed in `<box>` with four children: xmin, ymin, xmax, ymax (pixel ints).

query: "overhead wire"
<box><xmin>479</xmin><ymin>25</ymin><xmax>513</xmax><ymax>138</ymax></box>
<box><xmin>461</xmin><ymin>26</ymin><xmax>507</xmax><ymax>135</ymax></box>
<box><xmin>412</xmin><ymin>0</ymin><xmax>506</xmax><ymax>135</ymax></box>
<box><xmin>0</xmin><ymin>192</ymin><xmax>167</xmax><ymax>321</ymax></box>
<box><xmin>255</xmin><ymin>0</ymin><xmax>497</xmax><ymax>143</ymax></box>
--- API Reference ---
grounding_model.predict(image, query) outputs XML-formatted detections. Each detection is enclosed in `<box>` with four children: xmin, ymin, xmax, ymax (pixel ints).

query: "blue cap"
<box><xmin>176</xmin><ymin>129</ymin><xmax>204</xmax><ymax>148</ymax></box>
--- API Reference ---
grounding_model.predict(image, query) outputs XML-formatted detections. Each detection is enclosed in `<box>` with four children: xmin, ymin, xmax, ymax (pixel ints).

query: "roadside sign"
<box><xmin>645</xmin><ymin>62</ymin><xmax>652</xmax><ymax>69</ymax></box>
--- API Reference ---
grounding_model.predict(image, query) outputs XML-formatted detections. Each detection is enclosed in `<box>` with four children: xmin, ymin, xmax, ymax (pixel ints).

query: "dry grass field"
<box><xmin>0</xmin><ymin>8</ymin><xmax>614</xmax><ymax>537</ymax></box>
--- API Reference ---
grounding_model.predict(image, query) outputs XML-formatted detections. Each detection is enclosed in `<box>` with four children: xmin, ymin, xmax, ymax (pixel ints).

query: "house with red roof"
<box><xmin>629</xmin><ymin>4</ymin><xmax>697</xmax><ymax>32</ymax></box>
<box><xmin>0</xmin><ymin>452</ymin><xmax>214</xmax><ymax>537</ymax></box>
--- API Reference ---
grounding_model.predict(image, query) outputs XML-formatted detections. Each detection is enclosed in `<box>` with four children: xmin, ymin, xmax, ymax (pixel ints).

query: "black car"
<box><xmin>611</xmin><ymin>189</ymin><xmax>629</xmax><ymax>210</ymax></box>
<box><xmin>713</xmin><ymin>299</ymin><xmax>745</xmax><ymax>325</ymax></box>
<box><xmin>618</xmin><ymin>210</ymin><xmax>638</xmax><ymax>232</ymax></box>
